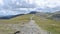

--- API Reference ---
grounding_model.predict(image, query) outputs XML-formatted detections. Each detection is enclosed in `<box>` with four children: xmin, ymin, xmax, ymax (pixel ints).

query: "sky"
<box><xmin>0</xmin><ymin>0</ymin><xmax>60</xmax><ymax>16</ymax></box>
<box><xmin>35</xmin><ymin>0</ymin><xmax>60</xmax><ymax>8</ymax></box>
<box><xmin>0</xmin><ymin>0</ymin><xmax>60</xmax><ymax>8</ymax></box>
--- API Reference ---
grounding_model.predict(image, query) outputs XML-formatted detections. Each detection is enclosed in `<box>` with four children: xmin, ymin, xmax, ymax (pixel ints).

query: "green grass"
<box><xmin>0</xmin><ymin>14</ymin><xmax>32</xmax><ymax>24</ymax></box>
<box><xmin>0</xmin><ymin>14</ymin><xmax>60</xmax><ymax>34</ymax></box>
<box><xmin>33</xmin><ymin>15</ymin><xmax>60</xmax><ymax>34</ymax></box>
<box><xmin>0</xmin><ymin>14</ymin><xmax>33</xmax><ymax>34</ymax></box>
<box><xmin>0</xmin><ymin>25</ymin><xmax>16</xmax><ymax>34</ymax></box>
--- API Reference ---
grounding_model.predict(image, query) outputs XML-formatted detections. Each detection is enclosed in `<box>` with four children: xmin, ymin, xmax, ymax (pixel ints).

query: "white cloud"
<box><xmin>11</xmin><ymin>0</ymin><xmax>16</xmax><ymax>3</ymax></box>
<box><xmin>0</xmin><ymin>0</ymin><xmax>4</xmax><ymax>5</ymax></box>
<box><xmin>28</xmin><ymin>0</ymin><xmax>34</xmax><ymax>4</ymax></box>
<box><xmin>34</xmin><ymin>0</ymin><xmax>60</xmax><ymax>8</ymax></box>
<box><xmin>16</xmin><ymin>2</ymin><xmax>22</xmax><ymax>6</ymax></box>
<box><xmin>0</xmin><ymin>10</ymin><xmax>21</xmax><ymax>16</ymax></box>
<box><xmin>19</xmin><ymin>8</ymin><xmax>28</xmax><ymax>11</ymax></box>
<box><xmin>23</xmin><ymin>0</ymin><xmax>60</xmax><ymax>8</ymax></box>
<box><xmin>0</xmin><ymin>0</ymin><xmax>60</xmax><ymax>8</ymax></box>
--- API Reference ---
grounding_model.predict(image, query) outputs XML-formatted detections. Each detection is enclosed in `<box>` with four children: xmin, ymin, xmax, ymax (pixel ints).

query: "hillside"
<box><xmin>0</xmin><ymin>14</ymin><xmax>32</xmax><ymax>24</ymax></box>
<box><xmin>0</xmin><ymin>13</ymin><xmax>60</xmax><ymax>34</ymax></box>
<box><xmin>47</xmin><ymin>11</ymin><xmax>60</xmax><ymax>21</ymax></box>
<box><xmin>29</xmin><ymin>11</ymin><xmax>49</xmax><ymax>17</ymax></box>
<box><xmin>0</xmin><ymin>14</ymin><xmax>24</xmax><ymax>19</ymax></box>
<box><xmin>54</xmin><ymin>11</ymin><xmax>60</xmax><ymax>14</ymax></box>
<box><xmin>29</xmin><ymin>12</ymin><xmax>60</xmax><ymax>34</ymax></box>
<box><xmin>33</xmin><ymin>15</ymin><xmax>60</xmax><ymax>34</ymax></box>
<box><xmin>0</xmin><ymin>14</ymin><xmax>33</xmax><ymax>34</ymax></box>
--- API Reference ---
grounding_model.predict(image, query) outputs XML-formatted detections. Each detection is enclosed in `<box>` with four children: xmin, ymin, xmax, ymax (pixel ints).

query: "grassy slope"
<box><xmin>33</xmin><ymin>15</ymin><xmax>60</xmax><ymax>34</ymax></box>
<box><xmin>0</xmin><ymin>14</ymin><xmax>60</xmax><ymax>34</ymax></box>
<box><xmin>0</xmin><ymin>14</ymin><xmax>32</xmax><ymax>24</ymax></box>
<box><xmin>0</xmin><ymin>14</ymin><xmax>32</xmax><ymax>34</ymax></box>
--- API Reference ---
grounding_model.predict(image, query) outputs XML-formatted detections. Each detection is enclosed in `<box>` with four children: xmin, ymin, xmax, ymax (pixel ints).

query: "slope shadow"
<box><xmin>0</xmin><ymin>14</ymin><xmax>24</xmax><ymax>19</ymax></box>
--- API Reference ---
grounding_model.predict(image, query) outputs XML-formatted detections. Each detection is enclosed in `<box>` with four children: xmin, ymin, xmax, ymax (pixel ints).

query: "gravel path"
<box><xmin>18</xmin><ymin>15</ymin><xmax>49</xmax><ymax>34</ymax></box>
<box><xmin>19</xmin><ymin>20</ymin><xmax>48</xmax><ymax>34</ymax></box>
<box><xmin>0</xmin><ymin>20</ymin><xmax>50</xmax><ymax>34</ymax></box>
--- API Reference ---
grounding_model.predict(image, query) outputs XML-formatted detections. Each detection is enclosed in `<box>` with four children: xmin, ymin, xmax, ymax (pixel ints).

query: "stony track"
<box><xmin>19</xmin><ymin>20</ymin><xmax>48</xmax><ymax>34</ymax></box>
